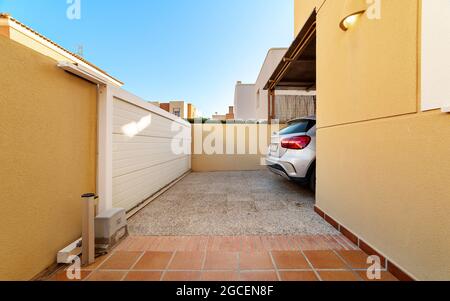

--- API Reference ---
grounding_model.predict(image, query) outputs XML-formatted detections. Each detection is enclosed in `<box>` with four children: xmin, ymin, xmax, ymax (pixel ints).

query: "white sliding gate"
<box><xmin>107</xmin><ymin>87</ymin><xmax>191</xmax><ymax>212</ymax></box>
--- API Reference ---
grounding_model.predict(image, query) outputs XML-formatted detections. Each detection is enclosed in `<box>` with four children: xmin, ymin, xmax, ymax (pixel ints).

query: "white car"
<box><xmin>266</xmin><ymin>117</ymin><xmax>316</xmax><ymax>191</ymax></box>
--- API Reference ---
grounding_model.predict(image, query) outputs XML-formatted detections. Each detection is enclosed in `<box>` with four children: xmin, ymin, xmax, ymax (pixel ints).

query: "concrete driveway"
<box><xmin>128</xmin><ymin>170</ymin><xmax>338</xmax><ymax>236</ymax></box>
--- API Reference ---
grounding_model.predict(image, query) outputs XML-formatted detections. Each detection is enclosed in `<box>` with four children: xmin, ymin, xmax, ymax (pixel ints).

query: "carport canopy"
<box><xmin>264</xmin><ymin>11</ymin><xmax>316</xmax><ymax>91</ymax></box>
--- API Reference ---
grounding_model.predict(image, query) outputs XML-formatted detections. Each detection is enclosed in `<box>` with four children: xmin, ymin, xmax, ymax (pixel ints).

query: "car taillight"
<box><xmin>281</xmin><ymin>135</ymin><xmax>311</xmax><ymax>150</ymax></box>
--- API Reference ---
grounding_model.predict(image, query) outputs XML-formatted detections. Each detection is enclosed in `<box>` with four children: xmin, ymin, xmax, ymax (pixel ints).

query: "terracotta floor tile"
<box><xmin>271</xmin><ymin>251</ymin><xmax>310</xmax><ymax>270</ymax></box>
<box><xmin>86</xmin><ymin>271</ymin><xmax>126</xmax><ymax>281</ymax></box>
<box><xmin>114</xmin><ymin>236</ymin><xmax>134</xmax><ymax>251</ymax></box>
<box><xmin>303</xmin><ymin>250</ymin><xmax>348</xmax><ymax>270</ymax></box>
<box><xmin>280</xmin><ymin>235</ymin><xmax>343</xmax><ymax>251</ymax></box>
<box><xmin>183</xmin><ymin>236</ymin><xmax>209</xmax><ymax>252</ymax></box>
<box><xmin>144</xmin><ymin>236</ymin><xmax>164</xmax><ymax>251</ymax></box>
<box><xmin>73</xmin><ymin>254</ymin><xmax>110</xmax><ymax>271</ymax></box>
<box><xmin>318</xmin><ymin>271</ymin><xmax>361</xmax><ymax>281</ymax></box>
<box><xmin>239</xmin><ymin>252</ymin><xmax>274</xmax><ymax>270</ymax></box>
<box><xmin>155</xmin><ymin>236</ymin><xmax>183</xmax><ymax>252</ymax></box>
<box><xmin>357</xmin><ymin>271</ymin><xmax>398</xmax><ymax>282</ymax></box>
<box><xmin>50</xmin><ymin>270</ymin><xmax>91</xmax><ymax>281</ymax></box>
<box><xmin>173</xmin><ymin>237</ymin><xmax>190</xmax><ymax>251</ymax></box>
<box><xmin>206</xmin><ymin>237</ymin><xmax>222</xmax><ymax>251</ymax></box>
<box><xmin>145</xmin><ymin>236</ymin><xmax>163</xmax><ymax>251</ymax></box>
<box><xmin>289</xmin><ymin>236</ymin><xmax>303</xmax><ymax>250</ymax></box>
<box><xmin>241</xmin><ymin>236</ymin><xmax>265</xmax><ymax>252</ymax></box>
<box><xmin>207</xmin><ymin>237</ymin><xmax>241</xmax><ymax>252</ymax></box>
<box><xmin>162</xmin><ymin>271</ymin><xmax>201</xmax><ymax>281</ymax></box>
<box><xmin>261</xmin><ymin>236</ymin><xmax>282</xmax><ymax>251</ymax></box>
<box><xmin>338</xmin><ymin>250</ymin><xmax>371</xmax><ymax>269</ymax></box>
<box><xmin>124</xmin><ymin>271</ymin><xmax>162</xmax><ymax>281</ymax></box>
<box><xmin>240</xmin><ymin>271</ymin><xmax>278</xmax><ymax>281</ymax></box>
<box><xmin>222</xmin><ymin>237</ymin><xmax>242</xmax><ymax>252</ymax></box>
<box><xmin>279</xmin><ymin>271</ymin><xmax>318</xmax><ymax>281</ymax></box>
<box><xmin>168</xmin><ymin>252</ymin><xmax>205</xmax><ymax>270</ymax></box>
<box><xmin>201</xmin><ymin>271</ymin><xmax>240</xmax><ymax>281</ymax></box>
<box><xmin>98</xmin><ymin>251</ymin><xmax>143</xmax><ymax>270</ymax></box>
<box><xmin>286</xmin><ymin>235</ymin><xmax>301</xmax><ymax>251</ymax></box>
<box><xmin>126</xmin><ymin>237</ymin><xmax>150</xmax><ymax>252</ymax></box>
<box><xmin>297</xmin><ymin>236</ymin><xmax>319</xmax><ymax>250</ymax></box>
<box><xmin>332</xmin><ymin>235</ymin><xmax>359</xmax><ymax>250</ymax></box>
<box><xmin>275</xmin><ymin>236</ymin><xmax>296</xmax><ymax>250</ymax></box>
<box><xmin>323</xmin><ymin>235</ymin><xmax>346</xmax><ymax>250</ymax></box>
<box><xmin>204</xmin><ymin>252</ymin><xmax>238</xmax><ymax>270</ymax></box>
<box><xmin>133</xmin><ymin>252</ymin><xmax>173</xmax><ymax>270</ymax></box>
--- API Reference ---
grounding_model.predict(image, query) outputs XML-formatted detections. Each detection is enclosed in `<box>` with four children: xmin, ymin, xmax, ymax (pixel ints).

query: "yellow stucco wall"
<box><xmin>192</xmin><ymin>154</ymin><xmax>266</xmax><ymax>172</ymax></box>
<box><xmin>6</xmin><ymin>26</ymin><xmax>76</xmax><ymax>63</ymax></box>
<box><xmin>294</xmin><ymin>0</ymin><xmax>325</xmax><ymax>35</ymax></box>
<box><xmin>316</xmin><ymin>0</ymin><xmax>418</xmax><ymax>128</ymax></box>
<box><xmin>317</xmin><ymin>111</ymin><xmax>450</xmax><ymax>280</ymax></box>
<box><xmin>0</xmin><ymin>36</ymin><xmax>97</xmax><ymax>280</ymax></box>
<box><xmin>0</xmin><ymin>25</ymin><xmax>9</xmax><ymax>37</ymax></box>
<box><xmin>311</xmin><ymin>0</ymin><xmax>450</xmax><ymax>280</ymax></box>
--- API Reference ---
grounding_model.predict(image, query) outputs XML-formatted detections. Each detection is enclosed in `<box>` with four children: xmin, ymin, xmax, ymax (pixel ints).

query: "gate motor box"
<box><xmin>95</xmin><ymin>208</ymin><xmax>128</xmax><ymax>251</ymax></box>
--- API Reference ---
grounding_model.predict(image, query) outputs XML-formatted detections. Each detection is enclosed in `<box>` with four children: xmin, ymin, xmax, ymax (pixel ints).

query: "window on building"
<box><xmin>173</xmin><ymin>108</ymin><xmax>181</xmax><ymax>117</ymax></box>
<box><xmin>421</xmin><ymin>0</ymin><xmax>450</xmax><ymax>111</ymax></box>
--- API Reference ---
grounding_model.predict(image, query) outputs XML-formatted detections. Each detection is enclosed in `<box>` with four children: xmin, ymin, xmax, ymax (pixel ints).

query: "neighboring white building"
<box><xmin>234</xmin><ymin>82</ymin><xmax>256</xmax><ymax>120</ymax></box>
<box><xmin>254</xmin><ymin>48</ymin><xmax>287</xmax><ymax>120</ymax></box>
<box><xmin>234</xmin><ymin>48</ymin><xmax>316</xmax><ymax>122</ymax></box>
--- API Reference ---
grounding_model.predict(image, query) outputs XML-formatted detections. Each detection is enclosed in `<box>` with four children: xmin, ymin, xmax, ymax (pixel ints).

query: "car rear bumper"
<box><xmin>266</xmin><ymin>147</ymin><xmax>315</xmax><ymax>180</ymax></box>
<box><xmin>266</xmin><ymin>163</ymin><xmax>291</xmax><ymax>180</ymax></box>
<box><xmin>266</xmin><ymin>158</ymin><xmax>308</xmax><ymax>183</ymax></box>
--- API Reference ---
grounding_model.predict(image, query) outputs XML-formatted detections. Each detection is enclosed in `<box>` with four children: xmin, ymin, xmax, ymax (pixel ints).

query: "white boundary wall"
<box><xmin>421</xmin><ymin>0</ymin><xmax>450</xmax><ymax>112</ymax></box>
<box><xmin>98</xmin><ymin>86</ymin><xmax>191</xmax><ymax>212</ymax></box>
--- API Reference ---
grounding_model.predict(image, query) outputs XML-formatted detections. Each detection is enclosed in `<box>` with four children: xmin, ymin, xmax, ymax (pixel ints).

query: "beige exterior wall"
<box><xmin>191</xmin><ymin>124</ymin><xmax>282</xmax><ymax>172</ymax></box>
<box><xmin>0</xmin><ymin>36</ymin><xmax>97</xmax><ymax>280</ymax></box>
<box><xmin>301</xmin><ymin>0</ymin><xmax>450</xmax><ymax>280</ymax></box>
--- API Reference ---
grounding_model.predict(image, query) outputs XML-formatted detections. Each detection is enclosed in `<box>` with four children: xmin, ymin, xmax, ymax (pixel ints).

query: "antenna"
<box><xmin>76</xmin><ymin>45</ymin><xmax>84</xmax><ymax>57</ymax></box>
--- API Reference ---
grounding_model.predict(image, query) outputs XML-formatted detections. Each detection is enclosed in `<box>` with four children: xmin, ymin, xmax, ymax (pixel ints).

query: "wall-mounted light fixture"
<box><xmin>340</xmin><ymin>0</ymin><xmax>367</xmax><ymax>31</ymax></box>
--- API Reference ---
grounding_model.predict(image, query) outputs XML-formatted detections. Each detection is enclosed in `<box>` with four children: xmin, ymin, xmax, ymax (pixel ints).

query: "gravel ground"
<box><xmin>128</xmin><ymin>170</ymin><xmax>339</xmax><ymax>236</ymax></box>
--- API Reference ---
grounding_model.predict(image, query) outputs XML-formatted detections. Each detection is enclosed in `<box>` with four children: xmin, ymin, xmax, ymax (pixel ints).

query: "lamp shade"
<box><xmin>340</xmin><ymin>0</ymin><xmax>367</xmax><ymax>31</ymax></box>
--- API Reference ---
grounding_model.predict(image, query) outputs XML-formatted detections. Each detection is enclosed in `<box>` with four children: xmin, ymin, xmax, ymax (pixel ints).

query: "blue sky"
<box><xmin>0</xmin><ymin>0</ymin><xmax>294</xmax><ymax>117</ymax></box>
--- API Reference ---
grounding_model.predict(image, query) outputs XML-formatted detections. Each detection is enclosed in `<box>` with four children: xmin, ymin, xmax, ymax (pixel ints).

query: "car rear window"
<box><xmin>279</xmin><ymin>120</ymin><xmax>315</xmax><ymax>135</ymax></box>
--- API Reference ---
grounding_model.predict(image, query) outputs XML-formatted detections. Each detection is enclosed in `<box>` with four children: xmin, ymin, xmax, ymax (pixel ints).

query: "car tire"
<box><xmin>309</xmin><ymin>167</ymin><xmax>316</xmax><ymax>192</ymax></box>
